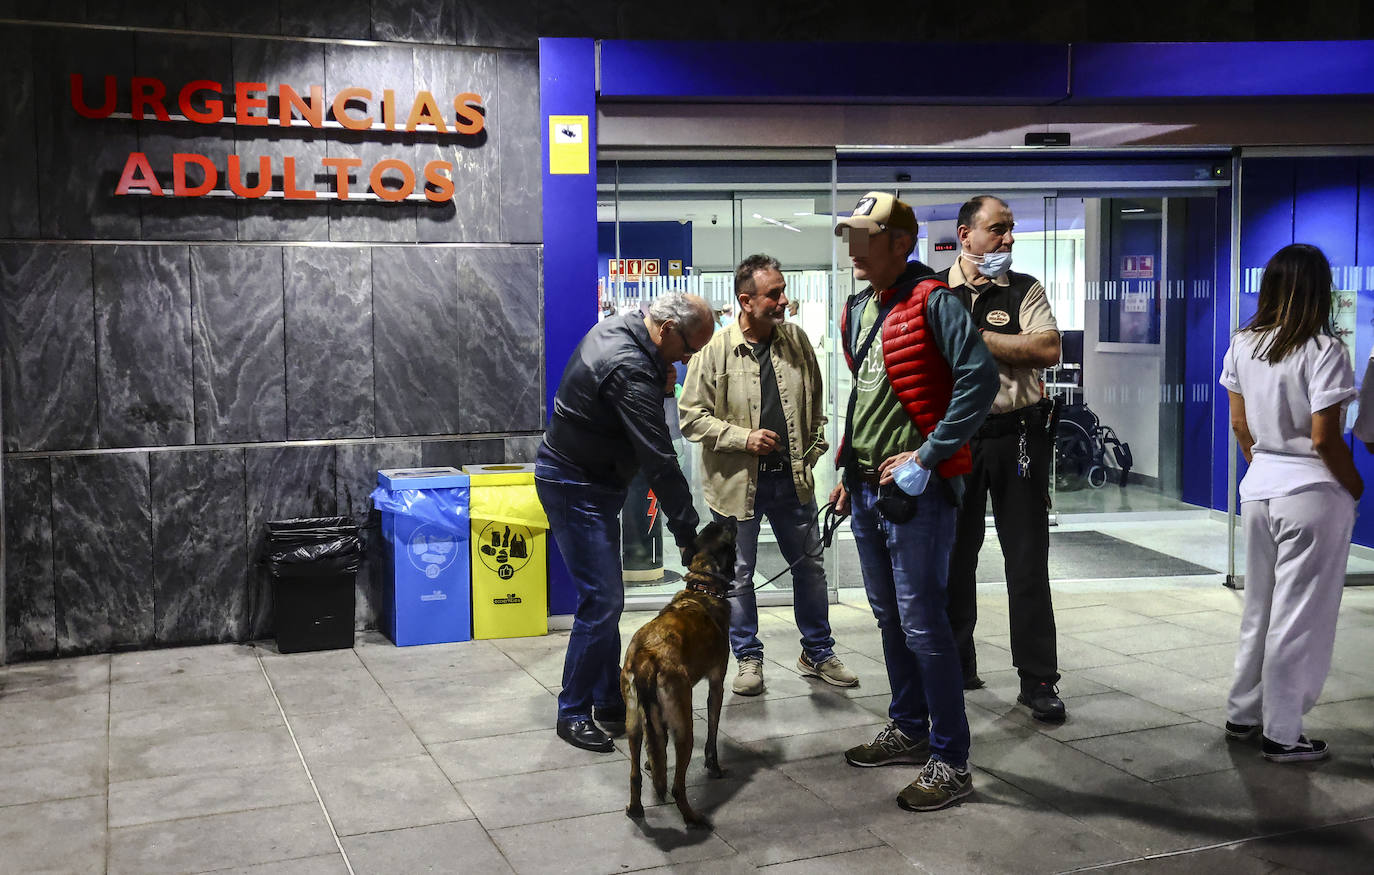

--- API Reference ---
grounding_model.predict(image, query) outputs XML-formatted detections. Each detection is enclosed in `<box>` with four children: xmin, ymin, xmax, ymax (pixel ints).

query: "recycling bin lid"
<box><xmin>462</xmin><ymin>463</ymin><xmax>534</xmax><ymax>486</ymax></box>
<box><xmin>377</xmin><ymin>466</ymin><xmax>469</xmax><ymax>490</ymax></box>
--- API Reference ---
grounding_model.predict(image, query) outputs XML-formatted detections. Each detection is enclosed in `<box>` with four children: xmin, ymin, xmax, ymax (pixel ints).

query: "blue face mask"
<box><xmin>964</xmin><ymin>249</ymin><xmax>1012</xmax><ymax>278</ymax></box>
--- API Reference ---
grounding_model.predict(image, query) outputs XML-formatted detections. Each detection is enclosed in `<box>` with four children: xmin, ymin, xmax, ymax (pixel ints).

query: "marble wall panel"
<box><xmin>135</xmin><ymin>33</ymin><xmax>239</xmax><ymax>240</ymax></box>
<box><xmin>454</xmin><ymin>247</ymin><xmax>541</xmax><ymax>432</ymax></box>
<box><xmin>279</xmin><ymin>0</ymin><xmax>371</xmax><ymax>39</ymax></box>
<box><xmin>503</xmin><ymin>434</ymin><xmax>543</xmax><ymax>463</ymax></box>
<box><xmin>372</xmin><ymin>246</ymin><xmax>462</xmax><ymax>436</ymax></box>
<box><xmin>150</xmin><ymin>449</ymin><xmax>248</xmax><ymax>645</ymax></box>
<box><xmin>0</xmin><ymin>244</ymin><xmax>99</xmax><ymax>453</ymax></box>
<box><xmin>187</xmin><ymin>1</ymin><xmax>282</xmax><ymax>34</ymax></box>
<box><xmin>324</xmin><ymin>44</ymin><xmax>418</xmax><ymax>241</ymax></box>
<box><xmin>51</xmin><ymin>453</ymin><xmax>153</xmax><ymax>654</ymax></box>
<box><xmin>412</xmin><ymin>45</ymin><xmax>499</xmax><ymax>242</ymax></box>
<box><xmin>85</xmin><ymin>1</ymin><xmax>186</xmax><ymax>28</ymax></box>
<box><xmin>232</xmin><ymin>38</ymin><xmax>330</xmax><ymax>241</ymax></box>
<box><xmin>453</xmin><ymin>0</ymin><xmax>538</xmax><ymax>48</ymax></box>
<box><xmin>495</xmin><ymin>51</ymin><xmax>541</xmax><ymax>243</ymax></box>
<box><xmin>284</xmin><ymin>247</ymin><xmax>373</xmax><ymax>439</ymax></box>
<box><xmin>0</xmin><ymin>27</ymin><xmax>40</xmax><ymax>238</ymax></box>
<box><xmin>94</xmin><ymin>245</ymin><xmax>194</xmax><ymax>447</ymax></box>
<box><xmin>190</xmin><ymin>246</ymin><xmax>287</xmax><ymax>443</ymax></box>
<box><xmin>244</xmin><ymin>444</ymin><xmax>337</xmax><ymax>639</ymax></box>
<box><xmin>335</xmin><ymin>440</ymin><xmax>422</xmax><ymax>630</ymax></box>
<box><xmin>33</xmin><ymin>27</ymin><xmax>142</xmax><ymax>239</ymax></box>
<box><xmin>371</xmin><ymin>0</ymin><xmax>456</xmax><ymax>45</ymax></box>
<box><xmin>536</xmin><ymin>0</ymin><xmax>616</xmax><ymax>37</ymax></box>
<box><xmin>3</xmin><ymin>458</ymin><xmax>55</xmax><ymax>661</ymax></box>
<box><xmin>12</xmin><ymin>0</ymin><xmax>85</xmax><ymax>23</ymax></box>
<box><xmin>419</xmin><ymin>438</ymin><xmax>506</xmax><ymax>469</ymax></box>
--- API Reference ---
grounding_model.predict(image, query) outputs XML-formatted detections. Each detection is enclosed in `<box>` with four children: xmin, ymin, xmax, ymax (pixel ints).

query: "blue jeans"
<box><xmin>714</xmin><ymin>471</ymin><xmax>835</xmax><ymax>663</ymax></box>
<box><xmin>535</xmin><ymin>461</ymin><xmax>626</xmax><ymax>723</ymax></box>
<box><xmin>849</xmin><ymin>480</ymin><xmax>970</xmax><ymax>768</ymax></box>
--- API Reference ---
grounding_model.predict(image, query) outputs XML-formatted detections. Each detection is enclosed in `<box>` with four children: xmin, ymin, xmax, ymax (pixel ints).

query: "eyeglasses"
<box><xmin>673</xmin><ymin>324</ymin><xmax>703</xmax><ymax>356</ymax></box>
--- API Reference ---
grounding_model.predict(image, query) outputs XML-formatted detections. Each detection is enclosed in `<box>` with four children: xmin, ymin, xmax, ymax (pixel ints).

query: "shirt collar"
<box><xmin>728</xmin><ymin>319</ymin><xmax>778</xmax><ymax>356</ymax></box>
<box><xmin>949</xmin><ymin>254</ymin><xmax>1010</xmax><ymax>289</ymax></box>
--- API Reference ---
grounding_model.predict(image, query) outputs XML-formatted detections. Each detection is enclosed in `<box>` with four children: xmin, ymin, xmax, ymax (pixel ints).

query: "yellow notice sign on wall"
<box><xmin>548</xmin><ymin>115</ymin><xmax>589</xmax><ymax>175</ymax></box>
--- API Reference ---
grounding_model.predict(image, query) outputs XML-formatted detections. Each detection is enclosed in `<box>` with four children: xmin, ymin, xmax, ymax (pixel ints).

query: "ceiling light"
<box><xmin>753</xmin><ymin>212</ymin><xmax>802</xmax><ymax>233</ymax></box>
<box><xmin>1120</xmin><ymin>208</ymin><xmax>1146</xmax><ymax>213</ymax></box>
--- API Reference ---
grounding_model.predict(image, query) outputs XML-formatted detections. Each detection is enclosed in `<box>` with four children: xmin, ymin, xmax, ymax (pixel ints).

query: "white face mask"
<box><xmin>962</xmin><ymin>249</ymin><xmax>1012</xmax><ymax>278</ymax></box>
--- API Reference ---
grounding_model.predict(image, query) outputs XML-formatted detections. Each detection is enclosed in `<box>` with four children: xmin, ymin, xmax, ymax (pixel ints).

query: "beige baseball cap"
<box><xmin>834</xmin><ymin>191</ymin><xmax>918</xmax><ymax>237</ymax></box>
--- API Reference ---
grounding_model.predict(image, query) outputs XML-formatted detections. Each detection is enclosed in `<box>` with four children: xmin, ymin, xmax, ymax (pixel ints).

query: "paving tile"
<box><xmin>633</xmin><ymin>855</ymin><xmax>760</xmax><ymax>875</ymax></box>
<box><xmin>0</xmin><ymin>653</ymin><xmax>109</xmax><ymax>697</ymax></box>
<box><xmin>110</xmin><ymin>724</ymin><xmax>299</xmax><ymax>782</ymax></box>
<box><xmin>1243</xmin><ymin>817</ymin><xmax>1374</xmax><ymax>873</ymax></box>
<box><xmin>0</xmin><ymin>795</ymin><xmax>106</xmax><ymax>875</ymax></box>
<box><xmin>1073</xmin><ymin>621</ymin><xmax>1233</xmax><ymax>656</ymax></box>
<box><xmin>1069</xmin><ymin>721</ymin><xmax>1240</xmax><ymax>782</ymax></box>
<box><xmin>1135</xmin><ymin>641</ymin><xmax>1238</xmax><ymax>681</ymax></box>
<box><xmin>267</xmin><ymin>662</ymin><xmax>393</xmax><ymax>715</ymax></box>
<box><xmin>701</xmin><ymin>689</ymin><xmax>887</xmax><ymax>744</ymax></box>
<box><xmin>1053</xmin><ymin>604</ymin><xmax>1160</xmax><ymax>633</ymax></box>
<box><xmin>206</xmin><ymin>856</ymin><xmax>352</xmax><ymax>875</ymax></box>
<box><xmin>1315</xmin><ymin>667</ymin><xmax>1374</xmax><ymax>704</ymax></box>
<box><xmin>353</xmin><ymin>634</ymin><xmax>518</xmax><ymax>685</ymax></box>
<box><xmin>457</xmin><ymin>759</ymin><xmax>631</xmax><ymax>829</ymax></box>
<box><xmin>0</xmin><ymin>737</ymin><xmax>106</xmax><ymax>806</ymax></box>
<box><xmin>430</xmin><ymin>725</ymin><xmax>627</xmax><ymax>782</ymax></box>
<box><xmin>1002</xmin><ymin>691</ymin><xmax>1194</xmax><ymax>742</ymax></box>
<box><xmin>383</xmin><ymin>668</ymin><xmax>551</xmax><ymax>713</ymax></box>
<box><xmin>311</xmin><ymin>754</ymin><xmax>472</xmax><ymax>836</ymax></box>
<box><xmin>108</xmin><ymin>802</ymin><xmax>337</xmax><ymax>875</ymax></box>
<box><xmin>739</xmin><ymin>720</ymin><xmax>890</xmax><ymax>765</ymax></box>
<box><xmin>1077</xmin><ymin>661</ymin><xmax>1231</xmax><ymax>714</ymax></box>
<box><xmin>1155</xmin><ymin>757</ymin><xmax>1374</xmax><ymax>836</ymax></box>
<box><xmin>1089</xmin><ymin>845</ymin><xmax>1303</xmax><ymax>873</ymax></box>
<box><xmin>109</xmin><ymin>669</ymin><xmax>276</xmax><ymax>713</ymax></box>
<box><xmin>110</xmin><ymin>642</ymin><xmax>262</xmax><ymax>684</ymax></box>
<box><xmin>393</xmin><ymin>684</ymin><xmax>557</xmax><ymax>744</ymax></box>
<box><xmin>1106</xmin><ymin>590</ymin><xmax>1228</xmax><ymax>617</ymax></box>
<box><xmin>489</xmin><ymin>806</ymin><xmax>737</xmax><ymax>875</ymax></box>
<box><xmin>1051</xmin><ymin>634</ymin><xmax>1144</xmax><ymax>671</ymax></box>
<box><xmin>752</xmin><ymin>845</ymin><xmax>916</xmax><ymax>874</ymax></box>
<box><xmin>0</xmin><ymin>690</ymin><xmax>108</xmax><ymax>747</ymax></box>
<box><xmin>109</xmin><ymin>699</ymin><xmax>283</xmax><ymax>740</ymax></box>
<box><xmin>1156</xmin><ymin>610</ymin><xmax>1242</xmax><ymax>637</ymax></box>
<box><xmin>108</xmin><ymin>760</ymin><xmax>315</xmax><ymax>828</ymax></box>
<box><xmin>289</xmin><ymin>706</ymin><xmax>428</xmax><ymax>766</ymax></box>
<box><xmin>343</xmin><ymin>820</ymin><xmax>513</xmax><ymax>874</ymax></box>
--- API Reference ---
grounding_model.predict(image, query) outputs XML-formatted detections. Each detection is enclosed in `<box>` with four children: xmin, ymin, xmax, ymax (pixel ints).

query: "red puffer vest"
<box><xmin>839</xmin><ymin>277</ymin><xmax>973</xmax><ymax>480</ymax></box>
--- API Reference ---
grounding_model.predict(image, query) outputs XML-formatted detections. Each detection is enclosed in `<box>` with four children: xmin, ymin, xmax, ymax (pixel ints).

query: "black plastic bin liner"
<box><xmin>265</xmin><ymin>517</ymin><xmax>364</xmax><ymax>653</ymax></box>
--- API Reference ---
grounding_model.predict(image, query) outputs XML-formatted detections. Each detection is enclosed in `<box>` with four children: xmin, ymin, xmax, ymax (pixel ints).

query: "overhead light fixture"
<box><xmin>792</xmin><ymin>211</ymin><xmax>813</xmax><ymax>217</ymax></box>
<box><xmin>752</xmin><ymin>212</ymin><xmax>802</xmax><ymax>233</ymax></box>
<box><xmin>1120</xmin><ymin>208</ymin><xmax>1146</xmax><ymax>213</ymax></box>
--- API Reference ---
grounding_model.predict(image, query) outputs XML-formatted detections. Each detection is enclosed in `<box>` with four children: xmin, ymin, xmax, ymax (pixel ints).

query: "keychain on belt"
<box><xmin>1017</xmin><ymin>420</ymin><xmax>1031</xmax><ymax>479</ymax></box>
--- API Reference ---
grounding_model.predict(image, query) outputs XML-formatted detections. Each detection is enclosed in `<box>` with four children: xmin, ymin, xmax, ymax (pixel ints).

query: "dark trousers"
<box><xmin>946</xmin><ymin>417</ymin><xmax>1060</xmax><ymax>689</ymax></box>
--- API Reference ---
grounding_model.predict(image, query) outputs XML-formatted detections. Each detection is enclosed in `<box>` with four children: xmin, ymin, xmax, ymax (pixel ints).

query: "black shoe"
<box><xmin>963</xmin><ymin>675</ymin><xmax>986</xmax><ymax>691</ymax></box>
<box><xmin>594</xmin><ymin>706</ymin><xmax>627</xmax><ymax>738</ymax></box>
<box><xmin>1225</xmin><ymin>720</ymin><xmax>1258</xmax><ymax>740</ymax></box>
<box><xmin>556</xmin><ymin>719</ymin><xmax>615</xmax><ymax>753</ymax></box>
<box><xmin>1261</xmin><ymin>735</ymin><xmax>1329</xmax><ymax>763</ymax></box>
<box><xmin>1017</xmin><ymin>682</ymin><xmax>1066</xmax><ymax>724</ymax></box>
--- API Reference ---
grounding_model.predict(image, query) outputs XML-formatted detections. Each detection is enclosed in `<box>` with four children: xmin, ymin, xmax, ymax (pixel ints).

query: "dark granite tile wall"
<box><xmin>232</xmin><ymin>39</ymin><xmax>331</xmax><ymax>241</ymax></box>
<box><xmin>244</xmin><ymin>444</ymin><xmax>338</xmax><ymax>639</ymax></box>
<box><xmin>454</xmin><ymin>0</ymin><xmax>539</xmax><ymax>48</ymax></box>
<box><xmin>191</xmin><ymin>246</ymin><xmax>287</xmax><ymax>443</ymax></box>
<box><xmin>284</xmin><ymin>247</ymin><xmax>373</xmax><ymax>439</ymax></box>
<box><xmin>134</xmin><ymin>33</ymin><xmax>240</xmax><ymax>240</ymax></box>
<box><xmin>373</xmin><ymin>246</ymin><xmax>462</xmax><ymax>435</ymax></box>
<box><xmin>420</xmin><ymin>438</ymin><xmax>507</xmax><ymax>469</ymax></box>
<box><xmin>33</xmin><ymin>27</ymin><xmax>142</xmax><ymax>239</ymax></box>
<box><xmin>0</xmin><ymin>27</ymin><xmax>40</xmax><ymax>238</ymax></box>
<box><xmin>455</xmin><ymin>247</ymin><xmax>542</xmax><ymax>432</ymax></box>
<box><xmin>0</xmin><ymin>244</ymin><xmax>99</xmax><ymax>453</ymax></box>
<box><xmin>336</xmin><ymin>441</ymin><xmax>422</xmax><ymax>630</ymax></box>
<box><xmin>324</xmin><ymin>44</ymin><xmax>418</xmax><ymax>241</ymax></box>
<box><xmin>94</xmin><ymin>245</ymin><xmax>195</xmax><ymax>447</ymax></box>
<box><xmin>503</xmin><ymin>434</ymin><xmax>543</xmax><ymax>463</ymax></box>
<box><xmin>3</xmin><ymin>458</ymin><xmax>54</xmax><ymax>661</ymax></box>
<box><xmin>372</xmin><ymin>0</ymin><xmax>456</xmax><ymax>45</ymax></box>
<box><xmin>496</xmin><ymin>51</ymin><xmax>541</xmax><ymax>243</ymax></box>
<box><xmin>413</xmin><ymin>45</ymin><xmax>499</xmax><ymax>242</ymax></box>
<box><xmin>187</xmin><ymin>1</ymin><xmax>282</xmax><ymax>35</ymax></box>
<box><xmin>279</xmin><ymin>0</ymin><xmax>371</xmax><ymax>39</ymax></box>
<box><xmin>12</xmin><ymin>0</ymin><xmax>85</xmax><ymax>23</ymax></box>
<box><xmin>85</xmin><ymin>1</ymin><xmax>187</xmax><ymax>29</ymax></box>
<box><xmin>51</xmin><ymin>453</ymin><xmax>153</xmax><ymax>654</ymax></box>
<box><xmin>150</xmin><ymin>449</ymin><xmax>248</xmax><ymax>644</ymax></box>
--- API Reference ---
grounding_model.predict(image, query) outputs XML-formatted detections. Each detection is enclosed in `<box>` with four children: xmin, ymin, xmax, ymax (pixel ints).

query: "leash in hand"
<box><xmin>732</xmin><ymin>500</ymin><xmax>849</xmax><ymax>597</ymax></box>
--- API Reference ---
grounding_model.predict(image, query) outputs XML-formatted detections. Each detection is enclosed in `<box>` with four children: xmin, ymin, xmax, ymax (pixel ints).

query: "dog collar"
<box><xmin>684</xmin><ymin>569</ymin><xmax>733</xmax><ymax>598</ymax></box>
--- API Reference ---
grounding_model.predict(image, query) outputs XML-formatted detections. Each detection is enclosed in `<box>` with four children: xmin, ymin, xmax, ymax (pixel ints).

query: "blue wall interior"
<box><xmin>596</xmin><ymin>220</ymin><xmax>694</xmax><ymax>301</ymax></box>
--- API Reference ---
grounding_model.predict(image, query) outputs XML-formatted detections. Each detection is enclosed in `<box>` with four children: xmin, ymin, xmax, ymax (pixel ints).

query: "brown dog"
<box><xmin>621</xmin><ymin>518</ymin><xmax>737</xmax><ymax>828</ymax></box>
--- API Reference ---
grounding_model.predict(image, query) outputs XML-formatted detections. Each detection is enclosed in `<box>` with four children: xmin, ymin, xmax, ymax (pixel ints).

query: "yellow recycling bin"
<box><xmin>462</xmin><ymin>464</ymin><xmax>549</xmax><ymax>639</ymax></box>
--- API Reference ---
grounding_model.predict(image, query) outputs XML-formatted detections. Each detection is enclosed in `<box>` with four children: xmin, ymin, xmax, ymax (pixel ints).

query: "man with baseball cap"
<box><xmin>830</xmin><ymin>191</ymin><xmax>998</xmax><ymax>812</ymax></box>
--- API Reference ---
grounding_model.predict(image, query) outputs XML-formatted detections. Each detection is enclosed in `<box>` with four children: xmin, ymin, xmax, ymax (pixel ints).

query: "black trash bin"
<box><xmin>265</xmin><ymin>517</ymin><xmax>364</xmax><ymax>653</ymax></box>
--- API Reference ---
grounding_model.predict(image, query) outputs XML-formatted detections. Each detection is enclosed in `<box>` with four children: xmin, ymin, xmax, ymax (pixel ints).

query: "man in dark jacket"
<box><xmin>537</xmin><ymin>292</ymin><xmax>713</xmax><ymax>752</ymax></box>
<box><xmin>829</xmin><ymin>192</ymin><xmax>998</xmax><ymax>812</ymax></box>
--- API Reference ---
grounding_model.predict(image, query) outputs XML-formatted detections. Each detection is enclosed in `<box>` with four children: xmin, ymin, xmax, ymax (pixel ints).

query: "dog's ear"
<box><xmin>721</xmin><ymin>516</ymin><xmax>739</xmax><ymax>537</ymax></box>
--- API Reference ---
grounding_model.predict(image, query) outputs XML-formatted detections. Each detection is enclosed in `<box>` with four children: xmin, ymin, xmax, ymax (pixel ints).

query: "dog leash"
<box><xmin>731</xmin><ymin>500</ymin><xmax>849</xmax><ymax>597</ymax></box>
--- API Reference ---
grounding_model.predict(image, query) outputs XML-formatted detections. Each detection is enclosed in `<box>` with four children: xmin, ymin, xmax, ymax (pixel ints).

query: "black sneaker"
<box><xmin>963</xmin><ymin>675</ymin><xmax>986</xmax><ymax>691</ymax></box>
<box><xmin>1261</xmin><ymin>735</ymin><xmax>1329</xmax><ymax>763</ymax></box>
<box><xmin>1224</xmin><ymin>720</ymin><xmax>1258</xmax><ymax>740</ymax></box>
<box><xmin>1017</xmin><ymin>682</ymin><xmax>1066</xmax><ymax>724</ymax></box>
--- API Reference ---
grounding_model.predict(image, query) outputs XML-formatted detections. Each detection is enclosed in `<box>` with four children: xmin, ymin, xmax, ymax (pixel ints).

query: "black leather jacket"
<box><xmin>539</xmin><ymin>312</ymin><xmax>699</xmax><ymax>551</ymax></box>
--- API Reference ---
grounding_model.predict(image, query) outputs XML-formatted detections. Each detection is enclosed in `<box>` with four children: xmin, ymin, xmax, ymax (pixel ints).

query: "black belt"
<box><xmin>855</xmin><ymin>465</ymin><xmax>882</xmax><ymax>486</ymax></box>
<box><xmin>976</xmin><ymin>399</ymin><xmax>1050</xmax><ymax>439</ymax></box>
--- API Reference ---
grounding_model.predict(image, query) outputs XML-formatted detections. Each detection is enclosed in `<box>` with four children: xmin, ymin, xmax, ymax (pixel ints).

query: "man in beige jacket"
<box><xmin>680</xmin><ymin>254</ymin><xmax>858</xmax><ymax>695</ymax></box>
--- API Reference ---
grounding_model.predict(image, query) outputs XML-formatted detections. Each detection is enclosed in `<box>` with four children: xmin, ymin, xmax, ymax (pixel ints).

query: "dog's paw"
<box><xmin>625</xmin><ymin>803</ymin><xmax>644</xmax><ymax>820</ymax></box>
<box><xmin>685</xmin><ymin>815</ymin><xmax>714</xmax><ymax>831</ymax></box>
<box><xmin>706</xmin><ymin>765</ymin><xmax>727</xmax><ymax>779</ymax></box>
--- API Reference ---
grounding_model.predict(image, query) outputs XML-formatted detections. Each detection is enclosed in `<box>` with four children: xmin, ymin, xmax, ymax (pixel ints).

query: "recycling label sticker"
<box><xmin>408</xmin><ymin>524</ymin><xmax>461</xmax><ymax>579</ymax></box>
<box><xmin>477</xmin><ymin>521</ymin><xmax>534</xmax><ymax>582</ymax></box>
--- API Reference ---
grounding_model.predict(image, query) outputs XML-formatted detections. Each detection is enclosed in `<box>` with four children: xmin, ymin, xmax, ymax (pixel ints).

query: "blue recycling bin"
<box><xmin>370</xmin><ymin>467</ymin><xmax>472</xmax><ymax>646</ymax></box>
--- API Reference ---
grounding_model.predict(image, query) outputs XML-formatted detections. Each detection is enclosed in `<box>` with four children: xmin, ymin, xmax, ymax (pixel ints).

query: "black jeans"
<box><xmin>946</xmin><ymin>414</ymin><xmax>1060</xmax><ymax>689</ymax></box>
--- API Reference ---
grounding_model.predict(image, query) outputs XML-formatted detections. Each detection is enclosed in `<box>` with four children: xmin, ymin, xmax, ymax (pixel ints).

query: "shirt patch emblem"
<box><xmin>986</xmin><ymin>310</ymin><xmax>1011</xmax><ymax>327</ymax></box>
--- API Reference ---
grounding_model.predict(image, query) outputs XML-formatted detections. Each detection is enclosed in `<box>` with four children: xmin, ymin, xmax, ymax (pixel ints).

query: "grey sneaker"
<box><xmin>798</xmin><ymin>653</ymin><xmax>859</xmax><ymax>687</ymax></box>
<box><xmin>897</xmin><ymin>758</ymin><xmax>973</xmax><ymax>811</ymax></box>
<box><xmin>844</xmin><ymin>722</ymin><xmax>930</xmax><ymax>767</ymax></box>
<box><xmin>732</xmin><ymin>657</ymin><xmax>764</xmax><ymax>696</ymax></box>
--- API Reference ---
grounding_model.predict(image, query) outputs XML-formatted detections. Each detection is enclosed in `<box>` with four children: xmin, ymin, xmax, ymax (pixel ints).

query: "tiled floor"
<box><xmin>3</xmin><ymin>577</ymin><xmax>1373</xmax><ymax>874</ymax></box>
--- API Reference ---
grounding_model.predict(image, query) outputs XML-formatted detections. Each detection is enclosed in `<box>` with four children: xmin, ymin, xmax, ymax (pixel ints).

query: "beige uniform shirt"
<box><xmin>678</xmin><ymin>320</ymin><xmax>828</xmax><ymax>520</ymax></box>
<box><xmin>947</xmin><ymin>258</ymin><xmax>1059</xmax><ymax>414</ymax></box>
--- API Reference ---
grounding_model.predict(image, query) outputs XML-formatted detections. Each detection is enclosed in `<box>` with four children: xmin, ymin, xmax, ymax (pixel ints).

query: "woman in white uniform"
<box><xmin>1219</xmin><ymin>243</ymin><xmax>1363</xmax><ymax>763</ymax></box>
